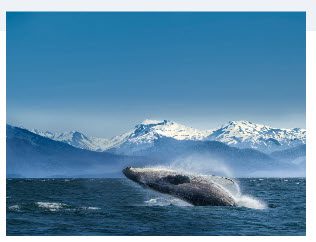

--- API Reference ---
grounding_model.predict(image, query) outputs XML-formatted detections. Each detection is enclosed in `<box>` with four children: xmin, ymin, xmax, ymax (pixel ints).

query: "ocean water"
<box><xmin>7</xmin><ymin>178</ymin><xmax>305</xmax><ymax>235</ymax></box>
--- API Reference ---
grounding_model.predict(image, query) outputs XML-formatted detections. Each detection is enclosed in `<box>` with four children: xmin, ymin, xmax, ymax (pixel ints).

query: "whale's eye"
<box><xmin>161</xmin><ymin>175</ymin><xmax>190</xmax><ymax>185</ymax></box>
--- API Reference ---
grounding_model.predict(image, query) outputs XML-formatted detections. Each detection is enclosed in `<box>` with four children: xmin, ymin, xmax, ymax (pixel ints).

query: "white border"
<box><xmin>1</xmin><ymin>1</ymin><xmax>315</xmax><ymax>241</ymax></box>
<box><xmin>306</xmin><ymin>30</ymin><xmax>315</xmax><ymax>240</ymax></box>
<box><xmin>0</xmin><ymin>0</ymin><xmax>315</xmax><ymax>30</ymax></box>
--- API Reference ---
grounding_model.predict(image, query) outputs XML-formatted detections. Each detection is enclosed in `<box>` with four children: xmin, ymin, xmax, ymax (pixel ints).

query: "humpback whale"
<box><xmin>123</xmin><ymin>167</ymin><xmax>237</xmax><ymax>206</ymax></box>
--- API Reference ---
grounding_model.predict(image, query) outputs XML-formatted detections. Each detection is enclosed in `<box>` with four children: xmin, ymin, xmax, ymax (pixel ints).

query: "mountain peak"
<box><xmin>106</xmin><ymin>119</ymin><xmax>211</xmax><ymax>154</ymax></box>
<box><xmin>225</xmin><ymin>120</ymin><xmax>264</xmax><ymax>127</ymax></box>
<box><xmin>140</xmin><ymin>119</ymin><xmax>166</xmax><ymax>125</ymax></box>
<box><xmin>227</xmin><ymin>120</ymin><xmax>252</xmax><ymax>125</ymax></box>
<box><xmin>130</xmin><ymin>119</ymin><xmax>208</xmax><ymax>141</ymax></box>
<box><xmin>29</xmin><ymin>128</ymin><xmax>111</xmax><ymax>151</ymax></box>
<box><xmin>138</xmin><ymin>119</ymin><xmax>177</xmax><ymax>128</ymax></box>
<box><xmin>208</xmin><ymin>120</ymin><xmax>305</xmax><ymax>152</ymax></box>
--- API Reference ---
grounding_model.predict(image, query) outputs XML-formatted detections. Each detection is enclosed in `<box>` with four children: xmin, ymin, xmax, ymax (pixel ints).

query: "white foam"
<box><xmin>36</xmin><ymin>202</ymin><xmax>67</xmax><ymax>211</ymax></box>
<box><xmin>235</xmin><ymin>195</ymin><xmax>267</xmax><ymax>210</ymax></box>
<box><xmin>81</xmin><ymin>206</ymin><xmax>101</xmax><ymax>210</ymax></box>
<box><xmin>144</xmin><ymin>197</ymin><xmax>192</xmax><ymax>207</ymax></box>
<box><xmin>8</xmin><ymin>204</ymin><xmax>20</xmax><ymax>211</ymax></box>
<box><xmin>213</xmin><ymin>179</ymin><xmax>267</xmax><ymax>210</ymax></box>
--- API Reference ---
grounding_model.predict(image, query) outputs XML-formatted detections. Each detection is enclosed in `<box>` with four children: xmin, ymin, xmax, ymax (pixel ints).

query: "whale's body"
<box><xmin>123</xmin><ymin>167</ymin><xmax>237</xmax><ymax>206</ymax></box>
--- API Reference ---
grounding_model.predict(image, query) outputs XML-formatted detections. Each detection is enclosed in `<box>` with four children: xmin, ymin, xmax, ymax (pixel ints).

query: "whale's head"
<box><xmin>122</xmin><ymin>167</ymin><xmax>140</xmax><ymax>183</ymax></box>
<box><xmin>122</xmin><ymin>166</ymin><xmax>161</xmax><ymax>185</ymax></box>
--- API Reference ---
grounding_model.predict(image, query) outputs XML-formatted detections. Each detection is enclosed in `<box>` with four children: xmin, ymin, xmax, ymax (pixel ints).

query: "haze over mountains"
<box><xmin>7</xmin><ymin>119</ymin><xmax>306</xmax><ymax>178</ymax></box>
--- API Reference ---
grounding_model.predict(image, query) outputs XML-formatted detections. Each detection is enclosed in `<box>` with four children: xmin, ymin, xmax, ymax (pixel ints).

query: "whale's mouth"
<box><xmin>122</xmin><ymin>167</ymin><xmax>138</xmax><ymax>182</ymax></box>
<box><xmin>122</xmin><ymin>166</ymin><xmax>131</xmax><ymax>176</ymax></box>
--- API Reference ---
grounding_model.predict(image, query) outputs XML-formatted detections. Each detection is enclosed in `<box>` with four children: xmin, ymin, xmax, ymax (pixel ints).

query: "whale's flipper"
<box><xmin>203</xmin><ymin>175</ymin><xmax>240</xmax><ymax>196</ymax></box>
<box><xmin>160</xmin><ymin>174</ymin><xmax>191</xmax><ymax>185</ymax></box>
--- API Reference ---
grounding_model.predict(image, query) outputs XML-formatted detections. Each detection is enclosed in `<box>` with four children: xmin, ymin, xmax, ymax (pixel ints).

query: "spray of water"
<box><xmin>208</xmin><ymin>177</ymin><xmax>267</xmax><ymax>210</ymax></box>
<box><xmin>235</xmin><ymin>195</ymin><xmax>267</xmax><ymax>209</ymax></box>
<box><xmin>169</xmin><ymin>154</ymin><xmax>234</xmax><ymax>177</ymax></box>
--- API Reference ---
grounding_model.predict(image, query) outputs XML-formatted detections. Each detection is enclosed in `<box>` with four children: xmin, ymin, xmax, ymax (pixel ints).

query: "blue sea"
<box><xmin>7</xmin><ymin>178</ymin><xmax>305</xmax><ymax>235</ymax></box>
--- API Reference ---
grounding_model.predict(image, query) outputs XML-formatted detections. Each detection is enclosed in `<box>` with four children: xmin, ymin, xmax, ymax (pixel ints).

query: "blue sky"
<box><xmin>7</xmin><ymin>12</ymin><xmax>306</xmax><ymax>137</ymax></box>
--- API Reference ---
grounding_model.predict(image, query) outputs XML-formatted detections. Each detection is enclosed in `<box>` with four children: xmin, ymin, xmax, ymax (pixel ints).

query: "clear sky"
<box><xmin>7</xmin><ymin>12</ymin><xmax>306</xmax><ymax>137</ymax></box>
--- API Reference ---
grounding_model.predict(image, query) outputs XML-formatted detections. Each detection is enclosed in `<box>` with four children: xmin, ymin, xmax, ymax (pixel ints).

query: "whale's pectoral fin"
<box><xmin>160</xmin><ymin>175</ymin><xmax>191</xmax><ymax>185</ymax></box>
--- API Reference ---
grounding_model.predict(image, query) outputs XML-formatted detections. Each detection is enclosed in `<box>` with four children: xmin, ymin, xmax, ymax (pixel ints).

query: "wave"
<box><xmin>36</xmin><ymin>202</ymin><xmax>68</xmax><ymax>211</ymax></box>
<box><xmin>144</xmin><ymin>197</ymin><xmax>192</xmax><ymax>207</ymax></box>
<box><xmin>80</xmin><ymin>206</ymin><xmax>101</xmax><ymax>210</ymax></box>
<box><xmin>8</xmin><ymin>204</ymin><xmax>20</xmax><ymax>211</ymax></box>
<box><xmin>34</xmin><ymin>202</ymin><xmax>102</xmax><ymax>212</ymax></box>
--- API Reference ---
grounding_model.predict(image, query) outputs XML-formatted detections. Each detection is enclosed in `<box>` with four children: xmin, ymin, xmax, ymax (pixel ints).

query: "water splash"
<box><xmin>81</xmin><ymin>206</ymin><xmax>101</xmax><ymax>210</ymax></box>
<box><xmin>144</xmin><ymin>197</ymin><xmax>192</xmax><ymax>207</ymax></box>
<box><xmin>169</xmin><ymin>154</ymin><xmax>234</xmax><ymax>177</ymax></box>
<box><xmin>235</xmin><ymin>195</ymin><xmax>267</xmax><ymax>210</ymax></box>
<box><xmin>36</xmin><ymin>202</ymin><xmax>67</xmax><ymax>211</ymax></box>
<box><xmin>206</xmin><ymin>177</ymin><xmax>267</xmax><ymax>210</ymax></box>
<box><xmin>8</xmin><ymin>204</ymin><xmax>20</xmax><ymax>211</ymax></box>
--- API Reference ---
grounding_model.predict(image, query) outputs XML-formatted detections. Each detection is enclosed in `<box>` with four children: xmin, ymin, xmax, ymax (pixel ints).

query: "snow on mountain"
<box><xmin>30</xmin><ymin>129</ymin><xmax>112</xmax><ymax>151</ymax></box>
<box><xmin>29</xmin><ymin>119</ymin><xmax>210</xmax><ymax>153</ymax></box>
<box><xmin>207</xmin><ymin>120</ymin><xmax>306</xmax><ymax>153</ymax></box>
<box><xmin>127</xmin><ymin>119</ymin><xmax>210</xmax><ymax>142</ymax></box>
<box><xmin>107</xmin><ymin>119</ymin><xmax>211</xmax><ymax>154</ymax></box>
<box><xmin>28</xmin><ymin>119</ymin><xmax>306</xmax><ymax>154</ymax></box>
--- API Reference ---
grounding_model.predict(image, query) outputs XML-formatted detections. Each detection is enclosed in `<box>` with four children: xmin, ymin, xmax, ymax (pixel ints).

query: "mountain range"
<box><xmin>30</xmin><ymin>119</ymin><xmax>306</xmax><ymax>154</ymax></box>
<box><xmin>7</xmin><ymin>119</ymin><xmax>306</xmax><ymax>178</ymax></box>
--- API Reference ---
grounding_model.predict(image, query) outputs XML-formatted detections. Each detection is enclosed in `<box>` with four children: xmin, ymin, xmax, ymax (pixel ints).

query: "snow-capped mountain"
<box><xmin>30</xmin><ymin>129</ymin><xmax>112</xmax><ymax>151</ymax></box>
<box><xmin>28</xmin><ymin>119</ymin><xmax>305</xmax><ymax>154</ymax></box>
<box><xmin>29</xmin><ymin>119</ymin><xmax>210</xmax><ymax>153</ymax></box>
<box><xmin>106</xmin><ymin>119</ymin><xmax>211</xmax><ymax>154</ymax></box>
<box><xmin>207</xmin><ymin>120</ymin><xmax>306</xmax><ymax>153</ymax></box>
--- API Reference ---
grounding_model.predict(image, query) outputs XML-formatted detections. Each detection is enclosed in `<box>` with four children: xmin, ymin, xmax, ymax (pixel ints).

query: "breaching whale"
<box><xmin>122</xmin><ymin>167</ymin><xmax>237</xmax><ymax>206</ymax></box>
